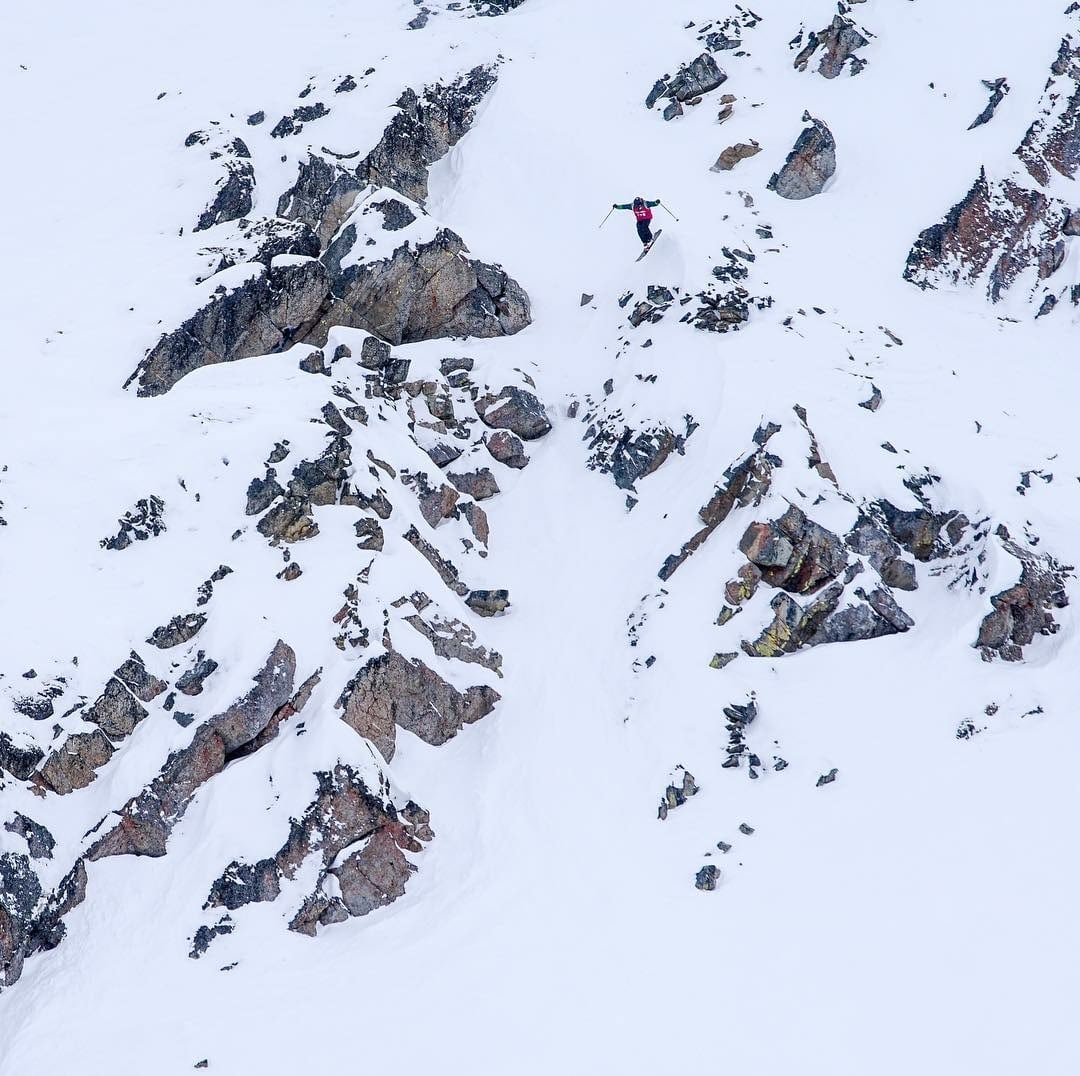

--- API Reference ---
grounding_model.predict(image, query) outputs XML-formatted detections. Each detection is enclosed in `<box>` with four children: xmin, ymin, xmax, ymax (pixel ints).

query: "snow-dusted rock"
<box><xmin>767</xmin><ymin>117</ymin><xmax>836</xmax><ymax>200</ymax></box>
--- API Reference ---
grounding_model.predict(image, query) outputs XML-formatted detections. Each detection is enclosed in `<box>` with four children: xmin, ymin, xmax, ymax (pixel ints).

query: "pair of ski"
<box><xmin>635</xmin><ymin>229</ymin><xmax>662</xmax><ymax>262</ymax></box>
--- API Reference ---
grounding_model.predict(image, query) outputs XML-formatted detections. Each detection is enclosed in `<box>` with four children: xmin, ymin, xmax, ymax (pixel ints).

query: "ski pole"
<box><xmin>659</xmin><ymin>201</ymin><xmax>680</xmax><ymax>222</ymax></box>
<box><xmin>598</xmin><ymin>207</ymin><xmax>615</xmax><ymax>229</ymax></box>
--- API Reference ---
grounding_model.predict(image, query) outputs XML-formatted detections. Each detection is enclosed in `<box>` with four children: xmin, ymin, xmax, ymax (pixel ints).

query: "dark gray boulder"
<box><xmin>768</xmin><ymin>118</ymin><xmax>836</xmax><ymax>199</ymax></box>
<box><xmin>205</xmin><ymin>765</ymin><xmax>432</xmax><ymax>936</ymax></box>
<box><xmin>793</xmin><ymin>15</ymin><xmax>869</xmax><ymax>79</ymax></box>
<box><xmin>37</xmin><ymin>731</ymin><xmax>115</xmax><ymax>795</ymax></box>
<box><xmin>358</xmin><ymin>66</ymin><xmax>498</xmax><ymax>203</ymax></box>
<box><xmin>127</xmin><ymin>259</ymin><xmax>330</xmax><ymax>396</ymax></box>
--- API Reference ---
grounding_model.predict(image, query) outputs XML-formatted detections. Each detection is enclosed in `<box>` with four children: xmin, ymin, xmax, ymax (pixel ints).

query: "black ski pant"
<box><xmin>636</xmin><ymin>219</ymin><xmax>653</xmax><ymax>245</ymax></box>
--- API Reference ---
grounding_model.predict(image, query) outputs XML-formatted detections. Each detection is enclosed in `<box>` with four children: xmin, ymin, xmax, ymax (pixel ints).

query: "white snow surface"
<box><xmin>3</xmin><ymin>0</ymin><xmax>1080</xmax><ymax>1072</ymax></box>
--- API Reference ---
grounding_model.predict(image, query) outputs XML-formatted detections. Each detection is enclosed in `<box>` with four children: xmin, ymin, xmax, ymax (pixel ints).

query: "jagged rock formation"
<box><xmin>357</xmin><ymin>66</ymin><xmax>497</xmax><ymax>203</ymax></box>
<box><xmin>970</xmin><ymin>78</ymin><xmax>1009</xmax><ymax>130</ymax></box>
<box><xmin>0</xmin><ymin>856</ymin><xmax>87</xmax><ymax>988</ymax></box>
<box><xmin>768</xmin><ymin>117</ymin><xmax>836</xmax><ymax>200</ymax></box>
<box><xmin>101</xmin><ymin>495</ymin><xmax>165</xmax><ymax>550</ymax></box>
<box><xmin>87</xmin><ymin>642</ymin><xmax>297</xmax><ymax>859</ymax></box>
<box><xmin>191</xmin><ymin>136</ymin><xmax>255</xmax><ymax>233</ymax></box>
<box><xmin>906</xmin><ymin>34</ymin><xmax>1080</xmax><ymax>303</ymax></box>
<box><xmin>657</xmin><ymin>767</ymin><xmax>698</xmax><ymax>820</ymax></box>
<box><xmin>310</xmin><ymin>228</ymin><xmax>531</xmax><ymax>347</ymax></box>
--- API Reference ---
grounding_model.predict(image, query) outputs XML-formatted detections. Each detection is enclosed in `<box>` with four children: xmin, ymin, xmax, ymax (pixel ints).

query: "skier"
<box><xmin>612</xmin><ymin>196</ymin><xmax>662</xmax><ymax>247</ymax></box>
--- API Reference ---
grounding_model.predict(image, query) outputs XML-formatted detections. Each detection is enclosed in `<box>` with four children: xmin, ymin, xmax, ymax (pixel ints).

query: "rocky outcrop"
<box><xmin>711</xmin><ymin>141</ymin><xmax>762</xmax><ymax>172</ymax></box>
<box><xmin>907</xmin><ymin>36</ymin><xmax>1080</xmax><ymax>303</ymax></box>
<box><xmin>584</xmin><ymin>417</ymin><xmax>694</xmax><ymax>491</ymax></box>
<box><xmin>337</xmin><ymin>649</ymin><xmax>499</xmax><ymax>761</ymax></box>
<box><xmin>904</xmin><ymin>170</ymin><xmax>1069</xmax><ymax>302</ymax></box>
<box><xmin>276</xmin><ymin>154</ymin><xmax>367</xmax><ymax>249</ymax></box>
<box><xmin>475</xmin><ymin>385</ymin><xmax>551</xmax><ymax>440</ymax></box>
<box><xmin>793</xmin><ymin>15</ymin><xmax>869</xmax><ymax>79</ymax></box>
<box><xmin>126</xmin><ymin>259</ymin><xmax>330</xmax><ymax>396</ymax></box>
<box><xmin>204</xmin><ymin>765</ymin><xmax>432</xmax><ymax>937</ymax></box>
<box><xmin>0</xmin><ymin>734</ymin><xmax>43</xmax><ymax>781</ymax></box>
<box><xmin>37</xmin><ymin>731</ymin><xmax>115</xmax><ymax>795</ymax></box>
<box><xmin>0</xmin><ymin>855</ymin><xmax>87</xmax><ymax>989</ymax></box>
<box><xmin>357</xmin><ymin>66</ymin><xmax>497</xmax><ymax>203</ymax></box>
<box><xmin>970</xmin><ymin>78</ymin><xmax>1009</xmax><ymax>130</ymax></box>
<box><xmin>100</xmin><ymin>495</ymin><xmax>165</xmax><ymax>551</ymax></box>
<box><xmin>659</xmin><ymin>424</ymin><xmax>780</xmax><ymax>581</ymax></box>
<box><xmin>976</xmin><ymin>541</ymin><xmax>1069</xmax><ymax>661</ymax></box>
<box><xmin>88</xmin><ymin>642</ymin><xmax>296</xmax><ymax>859</ymax></box>
<box><xmin>147</xmin><ymin>613</ymin><xmax>207</xmax><ymax>649</ymax></box>
<box><xmin>768</xmin><ymin>117</ymin><xmax>836</xmax><ymax>200</ymax></box>
<box><xmin>739</xmin><ymin>506</ymin><xmax>849</xmax><ymax>595</ymax></box>
<box><xmin>194</xmin><ymin>137</ymin><xmax>254</xmax><ymax>233</ymax></box>
<box><xmin>647</xmin><ymin>54</ymin><xmax>727</xmax><ymax>116</ymax></box>
<box><xmin>83</xmin><ymin>651</ymin><xmax>168</xmax><ymax>742</ymax></box>
<box><xmin>743</xmin><ymin>581</ymin><xmax>913</xmax><ymax>658</ymax></box>
<box><xmin>199</xmin><ymin>217</ymin><xmax>321</xmax><ymax>276</ymax></box>
<box><xmin>4</xmin><ymin>814</ymin><xmax>55</xmax><ymax>860</ymax></box>
<box><xmin>657</xmin><ymin>767</ymin><xmax>698</xmax><ymax>820</ymax></box>
<box><xmin>485</xmin><ymin>430</ymin><xmax>529</xmax><ymax>469</ymax></box>
<box><xmin>309</xmin><ymin>228</ymin><xmax>531</xmax><ymax>348</ymax></box>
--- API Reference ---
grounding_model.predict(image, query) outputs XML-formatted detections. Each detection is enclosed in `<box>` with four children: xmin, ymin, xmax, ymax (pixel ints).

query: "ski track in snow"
<box><xmin>4</xmin><ymin>0</ymin><xmax>1080</xmax><ymax>1072</ymax></box>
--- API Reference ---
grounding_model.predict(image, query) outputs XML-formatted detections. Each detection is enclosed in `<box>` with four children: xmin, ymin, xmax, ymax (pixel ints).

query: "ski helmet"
<box><xmin>633</xmin><ymin>196</ymin><xmax>645</xmax><ymax>209</ymax></box>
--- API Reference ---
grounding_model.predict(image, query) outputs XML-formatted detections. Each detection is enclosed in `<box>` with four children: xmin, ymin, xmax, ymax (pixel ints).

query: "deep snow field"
<box><xmin>3</xmin><ymin>1</ymin><xmax>1080</xmax><ymax>1072</ymax></box>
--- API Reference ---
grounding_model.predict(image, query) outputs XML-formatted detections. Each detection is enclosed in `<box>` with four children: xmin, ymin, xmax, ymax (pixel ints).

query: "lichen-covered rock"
<box><xmin>83</xmin><ymin>677</ymin><xmax>148</xmax><ymax>741</ymax></box>
<box><xmin>657</xmin><ymin>767</ymin><xmax>698</xmax><ymax>820</ymax></box>
<box><xmin>475</xmin><ymin>385</ymin><xmax>550</xmax><ymax>440</ymax></box>
<box><xmin>309</xmin><ymin>228</ymin><xmax>531</xmax><ymax>347</ymax></box>
<box><xmin>126</xmin><ymin>259</ymin><xmax>330</xmax><ymax>396</ymax></box>
<box><xmin>768</xmin><ymin>117</ymin><xmax>836</xmax><ymax>200</ymax></box>
<box><xmin>337</xmin><ymin>649</ymin><xmax>499</xmax><ymax>761</ymax></box>
<box><xmin>194</xmin><ymin>138</ymin><xmax>255</xmax><ymax>232</ymax></box>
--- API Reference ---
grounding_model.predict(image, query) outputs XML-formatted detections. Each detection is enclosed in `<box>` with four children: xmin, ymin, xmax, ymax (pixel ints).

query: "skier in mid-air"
<box><xmin>612</xmin><ymin>196</ymin><xmax>662</xmax><ymax>248</ymax></box>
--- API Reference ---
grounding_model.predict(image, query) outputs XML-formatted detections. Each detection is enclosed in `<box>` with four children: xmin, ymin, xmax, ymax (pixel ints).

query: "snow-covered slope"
<box><xmin>3</xmin><ymin>1</ymin><xmax>1080</xmax><ymax>1072</ymax></box>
